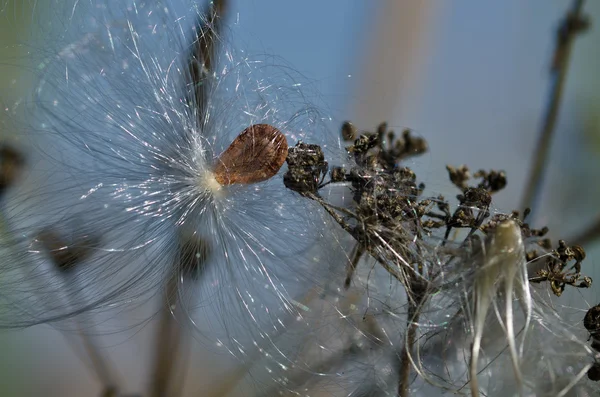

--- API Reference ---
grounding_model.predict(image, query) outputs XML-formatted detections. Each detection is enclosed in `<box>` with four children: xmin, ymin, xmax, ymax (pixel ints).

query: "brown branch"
<box><xmin>520</xmin><ymin>0</ymin><xmax>589</xmax><ymax>217</ymax></box>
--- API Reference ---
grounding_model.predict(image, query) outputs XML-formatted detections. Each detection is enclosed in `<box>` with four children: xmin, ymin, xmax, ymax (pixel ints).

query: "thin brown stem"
<box><xmin>520</xmin><ymin>0</ymin><xmax>589</xmax><ymax>218</ymax></box>
<box><xmin>189</xmin><ymin>0</ymin><xmax>229</xmax><ymax>125</ymax></box>
<box><xmin>36</xmin><ymin>228</ymin><xmax>122</xmax><ymax>393</ymax></box>
<box><xmin>73</xmin><ymin>323</ymin><xmax>119</xmax><ymax>391</ymax></box>
<box><xmin>570</xmin><ymin>215</ymin><xmax>600</xmax><ymax>247</ymax></box>
<box><xmin>344</xmin><ymin>242</ymin><xmax>365</xmax><ymax>288</ymax></box>
<box><xmin>397</xmin><ymin>294</ymin><xmax>424</xmax><ymax>397</ymax></box>
<box><xmin>148</xmin><ymin>274</ymin><xmax>184</xmax><ymax>397</ymax></box>
<box><xmin>149</xmin><ymin>237</ymin><xmax>208</xmax><ymax>397</ymax></box>
<box><xmin>59</xmin><ymin>286</ymin><xmax>121</xmax><ymax>392</ymax></box>
<box><xmin>398</xmin><ymin>281</ymin><xmax>427</xmax><ymax>397</ymax></box>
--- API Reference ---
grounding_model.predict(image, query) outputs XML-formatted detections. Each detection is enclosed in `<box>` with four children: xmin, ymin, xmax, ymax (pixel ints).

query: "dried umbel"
<box><xmin>279</xmin><ymin>121</ymin><xmax>597</xmax><ymax>397</ymax></box>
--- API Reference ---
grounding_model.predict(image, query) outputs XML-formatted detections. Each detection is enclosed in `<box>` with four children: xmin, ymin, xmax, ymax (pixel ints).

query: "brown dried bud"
<box><xmin>0</xmin><ymin>145</ymin><xmax>25</xmax><ymax>197</ymax></box>
<box><xmin>330</xmin><ymin>166</ymin><xmax>346</xmax><ymax>182</ymax></box>
<box><xmin>36</xmin><ymin>228</ymin><xmax>99</xmax><ymax>273</ymax></box>
<box><xmin>341</xmin><ymin>121</ymin><xmax>356</xmax><ymax>141</ymax></box>
<box><xmin>584</xmin><ymin>304</ymin><xmax>600</xmax><ymax>336</ymax></box>
<box><xmin>214</xmin><ymin>124</ymin><xmax>288</xmax><ymax>185</ymax></box>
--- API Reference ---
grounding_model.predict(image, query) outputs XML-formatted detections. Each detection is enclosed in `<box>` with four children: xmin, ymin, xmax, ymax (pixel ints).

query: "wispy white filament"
<box><xmin>0</xmin><ymin>0</ymin><xmax>346</xmax><ymax>358</ymax></box>
<box><xmin>469</xmin><ymin>220</ymin><xmax>531</xmax><ymax>397</ymax></box>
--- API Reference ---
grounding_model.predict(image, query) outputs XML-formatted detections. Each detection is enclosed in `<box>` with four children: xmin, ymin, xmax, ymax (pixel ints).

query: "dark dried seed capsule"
<box><xmin>36</xmin><ymin>228</ymin><xmax>99</xmax><ymax>273</ymax></box>
<box><xmin>283</xmin><ymin>142</ymin><xmax>327</xmax><ymax>195</ymax></box>
<box><xmin>341</xmin><ymin>121</ymin><xmax>356</xmax><ymax>141</ymax></box>
<box><xmin>214</xmin><ymin>124</ymin><xmax>288</xmax><ymax>185</ymax></box>
<box><xmin>330</xmin><ymin>167</ymin><xmax>346</xmax><ymax>182</ymax></box>
<box><xmin>588</xmin><ymin>364</ymin><xmax>600</xmax><ymax>382</ymax></box>
<box><xmin>0</xmin><ymin>144</ymin><xmax>25</xmax><ymax>198</ymax></box>
<box><xmin>584</xmin><ymin>304</ymin><xmax>600</xmax><ymax>335</ymax></box>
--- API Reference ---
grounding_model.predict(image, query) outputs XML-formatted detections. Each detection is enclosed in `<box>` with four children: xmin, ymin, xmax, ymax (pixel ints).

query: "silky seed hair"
<box><xmin>0</xmin><ymin>0</ymin><xmax>348</xmax><ymax>361</ymax></box>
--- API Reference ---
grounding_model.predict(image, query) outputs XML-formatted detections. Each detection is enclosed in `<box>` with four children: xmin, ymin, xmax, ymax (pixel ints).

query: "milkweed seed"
<box><xmin>214</xmin><ymin>124</ymin><xmax>288</xmax><ymax>185</ymax></box>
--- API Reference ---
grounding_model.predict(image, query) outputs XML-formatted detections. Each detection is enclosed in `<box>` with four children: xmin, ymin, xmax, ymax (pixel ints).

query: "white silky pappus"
<box><xmin>468</xmin><ymin>220</ymin><xmax>532</xmax><ymax>397</ymax></box>
<box><xmin>0</xmin><ymin>0</ymin><xmax>347</xmax><ymax>360</ymax></box>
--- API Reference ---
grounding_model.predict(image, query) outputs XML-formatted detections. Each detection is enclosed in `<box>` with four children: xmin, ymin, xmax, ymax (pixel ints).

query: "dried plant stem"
<box><xmin>344</xmin><ymin>242</ymin><xmax>365</xmax><ymax>288</ymax></box>
<box><xmin>190</xmin><ymin>0</ymin><xmax>228</xmax><ymax>124</ymax></box>
<box><xmin>398</xmin><ymin>283</ymin><xmax>426</xmax><ymax>397</ymax></box>
<box><xmin>149</xmin><ymin>235</ymin><xmax>210</xmax><ymax>397</ymax></box>
<box><xmin>398</xmin><ymin>304</ymin><xmax>420</xmax><ymax>397</ymax></box>
<box><xmin>148</xmin><ymin>274</ymin><xmax>188</xmax><ymax>397</ymax></box>
<box><xmin>147</xmin><ymin>0</ymin><xmax>229</xmax><ymax>390</ymax></box>
<box><xmin>74</xmin><ymin>327</ymin><xmax>119</xmax><ymax>392</ymax></box>
<box><xmin>571</xmin><ymin>215</ymin><xmax>600</xmax><ymax>247</ymax></box>
<box><xmin>99</xmin><ymin>387</ymin><xmax>118</xmax><ymax>397</ymax></box>
<box><xmin>520</xmin><ymin>0</ymin><xmax>588</xmax><ymax>217</ymax></box>
<box><xmin>309</xmin><ymin>193</ymin><xmax>419</xmax><ymax>284</ymax></box>
<box><xmin>61</xmin><ymin>278</ymin><xmax>121</xmax><ymax>393</ymax></box>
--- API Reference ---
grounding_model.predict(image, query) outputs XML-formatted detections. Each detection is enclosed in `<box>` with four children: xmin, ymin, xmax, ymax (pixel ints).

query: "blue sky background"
<box><xmin>232</xmin><ymin>0</ymin><xmax>369</xmax><ymax>117</ymax></box>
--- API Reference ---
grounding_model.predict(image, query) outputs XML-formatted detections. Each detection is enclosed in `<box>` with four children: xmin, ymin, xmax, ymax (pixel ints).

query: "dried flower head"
<box><xmin>278</xmin><ymin>121</ymin><xmax>597</xmax><ymax>396</ymax></box>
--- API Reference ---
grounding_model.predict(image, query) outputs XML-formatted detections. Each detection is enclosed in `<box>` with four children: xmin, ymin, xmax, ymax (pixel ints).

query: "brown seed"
<box><xmin>214</xmin><ymin>124</ymin><xmax>288</xmax><ymax>185</ymax></box>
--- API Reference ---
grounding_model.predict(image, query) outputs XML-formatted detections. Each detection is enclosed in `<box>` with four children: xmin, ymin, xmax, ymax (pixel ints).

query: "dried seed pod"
<box><xmin>584</xmin><ymin>304</ymin><xmax>600</xmax><ymax>336</ymax></box>
<box><xmin>177</xmin><ymin>234</ymin><xmax>211</xmax><ymax>281</ymax></box>
<box><xmin>330</xmin><ymin>166</ymin><xmax>346</xmax><ymax>182</ymax></box>
<box><xmin>214</xmin><ymin>124</ymin><xmax>288</xmax><ymax>185</ymax></box>
<box><xmin>341</xmin><ymin>121</ymin><xmax>356</xmax><ymax>141</ymax></box>
<box><xmin>588</xmin><ymin>364</ymin><xmax>600</xmax><ymax>382</ymax></box>
<box><xmin>0</xmin><ymin>144</ymin><xmax>25</xmax><ymax>197</ymax></box>
<box><xmin>36</xmin><ymin>228</ymin><xmax>99</xmax><ymax>273</ymax></box>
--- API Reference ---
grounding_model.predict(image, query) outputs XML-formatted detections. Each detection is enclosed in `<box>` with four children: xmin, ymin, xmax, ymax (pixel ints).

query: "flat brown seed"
<box><xmin>214</xmin><ymin>124</ymin><xmax>288</xmax><ymax>185</ymax></box>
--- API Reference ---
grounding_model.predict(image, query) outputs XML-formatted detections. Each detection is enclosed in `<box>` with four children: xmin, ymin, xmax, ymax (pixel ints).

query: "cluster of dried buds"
<box><xmin>283</xmin><ymin>121</ymin><xmax>596</xmax><ymax>393</ymax></box>
<box><xmin>283</xmin><ymin>121</ymin><xmax>592</xmax><ymax>298</ymax></box>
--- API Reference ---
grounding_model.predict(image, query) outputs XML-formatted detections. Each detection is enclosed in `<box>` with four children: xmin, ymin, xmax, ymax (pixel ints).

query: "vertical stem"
<box><xmin>571</xmin><ymin>215</ymin><xmax>600</xmax><ymax>247</ymax></box>
<box><xmin>520</xmin><ymin>0</ymin><xmax>588</xmax><ymax>218</ymax></box>
<box><xmin>69</xmin><ymin>316</ymin><xmax>119</xmax><ymax>391</ymax></box>
<box><xmin>344</xmin><ymin>242</ymin><xmax>365</xmax><ymax>288</ymax></box>
<box><xmin>64</xmin><ymin>280</ymin><xmax>121</xmax><ymax>391</ymax></box>
<box><xmin>397</xmin><ymin>282</ymin><xmax>426</xmax><ymax>397</ymax></box>
<box><xmin>189</xmin><ymin>0</ymin><xmax>228</xmax><ymax>126</ymax></box>
<box><xmin>99</xmin><ymin>387</ymin><xmax>118</xmax><ymax>397</ymax></box>
<box><xmin>398</xmin><ymin>303</ymin><xmax>419</xmax><ymax>397</ymax></box>
<box><xmin>149</xmin><ymin>235</ymin><xmax>208</xmax><ymax>397</ymax></box>
<box><xmin>37</xmin><ymin>228</ymin><xmax>122</xmax><ymax>393</ymax></box>
<box><xmin>149</xmin><ymin>273</ymin><xmax>185</xmax><ymax>397</ymax></box>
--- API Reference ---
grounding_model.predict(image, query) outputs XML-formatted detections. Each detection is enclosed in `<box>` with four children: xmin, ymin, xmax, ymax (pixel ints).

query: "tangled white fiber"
<box><xmin>0</xmin><ymin>0</ymin><xmax>346</xmax><ymax>348</ymax></box>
